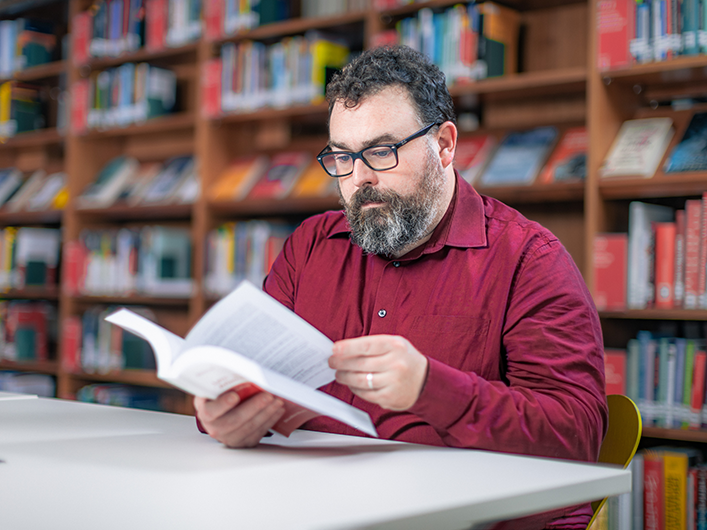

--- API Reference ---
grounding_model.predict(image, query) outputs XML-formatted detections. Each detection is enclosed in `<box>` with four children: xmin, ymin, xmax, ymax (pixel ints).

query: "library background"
<box><xmin>0</xmin><ymin>0</ymin><xmax>703</xmax><ymax>526</ymax></box>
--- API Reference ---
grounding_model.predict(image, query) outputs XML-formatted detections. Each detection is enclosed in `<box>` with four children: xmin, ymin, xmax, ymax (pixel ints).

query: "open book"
<box><xmin>105</xmin><ymin>281</ymin><xmax>377</xmax><ymax>438</ymax></box>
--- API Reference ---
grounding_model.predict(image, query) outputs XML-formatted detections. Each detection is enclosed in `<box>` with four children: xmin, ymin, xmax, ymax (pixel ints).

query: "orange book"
<box><xmin>209</xmin><ymin>156</ymin><xmax>269</xmax><ymax>202</ymax></box>
<box><xmin>654</xmin><ymin>222</ymin><xmax>676</xmax><ymax>309</ymax></box>
<box><xmin>289</xmin><ymin>161</ymin><xmax>337</xmax><ymax>199</ymax></box>
<box><xmin>537</xmin><ymin>127</ymin><xmax>587</xmax><ymax>184</ymax></box>
<box><xmin>247</xmin><ymin>152</ymin><xmax>311</xmax><ymax>200</ymax></box>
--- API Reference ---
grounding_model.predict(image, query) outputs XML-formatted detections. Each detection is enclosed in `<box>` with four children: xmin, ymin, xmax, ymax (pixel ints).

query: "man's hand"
<box><xmin>193</xmin><ymin>391</ymin><xmax>285</xmax><ymax>448</ymax></box>
<box><xmin>329</xmin><ymin>335</ymin><xmax>429</xmax><ymax>411</ymax></box>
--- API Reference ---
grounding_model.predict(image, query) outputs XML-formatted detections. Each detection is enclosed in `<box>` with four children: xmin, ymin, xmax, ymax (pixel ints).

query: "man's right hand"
<box><xmin>193</xmin><ymin>391</ymin><xmax>285</xmax><ymax>448</ymax></box>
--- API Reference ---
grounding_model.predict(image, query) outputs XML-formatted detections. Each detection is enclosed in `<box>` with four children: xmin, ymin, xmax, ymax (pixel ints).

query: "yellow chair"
<box><xmin>586</xmin><ymin>394</ymin><xmax>642</xmax><ymax>529</ymax></box>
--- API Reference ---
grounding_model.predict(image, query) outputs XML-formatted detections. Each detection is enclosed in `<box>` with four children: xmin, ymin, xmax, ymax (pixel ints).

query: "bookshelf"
<box><xmin>0</xmin><ymin>0</ymin><xmax>684</xmax><ymax>446</ymax></box>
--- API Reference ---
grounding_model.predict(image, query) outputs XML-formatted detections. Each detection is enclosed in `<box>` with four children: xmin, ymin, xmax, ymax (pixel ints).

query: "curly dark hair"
<box><xmin>325</xmin><ymin>45</ymin><xmax>456</xmax><ymax>127</ymax></box>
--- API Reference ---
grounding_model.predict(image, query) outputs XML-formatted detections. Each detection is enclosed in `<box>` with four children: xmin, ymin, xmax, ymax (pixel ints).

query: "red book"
<box><xmin>247</xmin><ymin>152</ymin><xmax>311</xmax><ymax>200</ymax></box>
<box><xmin>203</xmin><ymin>0</ymin><xmax>224</xmax><ymax>41</ymax></box>
<box><xmin>684</xmin><ymin>199</ymin><xmax>702</xmax><ymax>308</ymax></box>
<box><xmin>60</xmin><ymin>316</ymin><xmax>82</xmax><ymax>373</ymax></box>
<box><xmin>71</xmin><ymin>11</ymin><xmax>92</xmax><ymax>66</ymax></box>
<box><xmin>604</xmin><ymin>348</ymin><xmax>627</xmax><ymax>395</ymax></box>
<box><xmin>70</xmin><ymin>79</ymin><xmax>90</xmax><ymax>135</ymax></box>
<box><xmin>537</xmin><ymin>127</ymin><xmax>588</xmax><ymax>184</ymax></box>
<box><xmin>596</xmin><ymin>0</ymin><xmax>635</xmax><ymax>71</ymax></box>
<box><xmin>690</xmin><ymin>351</ymin><xmax>707</xmax><ymax>429</ymax></box>
<box><xmin>700</xmin><ymin>192</ymin><xmax>707</xmax><ymax>308</ymax></box>
<box><xmin>145</xmin><ymin>0</ymin><xmax>167</xmax><ymax>52</ymax></box>
<box><xmin>674</xmin><ymin>209</ymin><xmax>686</xmax><ymax>307</ymax></box>
<box><xmin>201</xmin><ymin>58</ymin><xmax>222</xmax><ymax>119</ymax></box>
<box><xmin>7</xmin><ymin>303</ymin><xmax>49</xmax><ymax>362</ymax></box>
<box><xmin>654</xmin><ymin>222</ymin><xmax>676</xmax><ymax>309</ymax></box>
<box><xmin>454</xmin><ymin>135</ymin><xmax>497</xmax><ymax>185</ymax></box>
<box><xmin>644</xmin><ymin>451</ymin><xmax>666</xmax><ymax>530</ymax></box>
<box><xmin>593</xmin><ymin>233</ymin><xmax>628</xmax><ymax>311</ymax></box>
<box><xmin>61</xmin><ymin>240</ymin><xmax>88</xmax><ymax>296</ymax></box>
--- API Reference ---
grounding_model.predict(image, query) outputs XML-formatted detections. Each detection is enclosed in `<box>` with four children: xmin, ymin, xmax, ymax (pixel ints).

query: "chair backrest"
<box><xmin>586</xmin><ymin>394</ymin><xmax>642</xmax><ymax>529</ymax></box>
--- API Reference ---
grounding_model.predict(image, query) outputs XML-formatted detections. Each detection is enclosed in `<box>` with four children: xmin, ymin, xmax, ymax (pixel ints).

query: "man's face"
<box><xmin>328</xmin><ymin>87</ymin><xmax>448</xmax><ymax>256</ymax></box>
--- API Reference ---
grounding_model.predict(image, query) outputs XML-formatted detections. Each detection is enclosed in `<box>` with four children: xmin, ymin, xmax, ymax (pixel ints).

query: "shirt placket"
<box><xmin>369</xmin><ymin>259</ymin><xmax>404</xmax><ymax>335</ymax></box>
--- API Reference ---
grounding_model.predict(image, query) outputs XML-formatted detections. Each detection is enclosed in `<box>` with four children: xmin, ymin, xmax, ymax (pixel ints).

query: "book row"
<box><xmin>204</xmin><ymin>220</ymin><xmax>294</xmax><ymax>296</ymax></box>
<box><xmin>454</xmin><ymin>126</ymin><xmax>587</xmax><ymax>187</ymax></box>
<box><xmin>0</xmin><ymin>168</ymin><xmax>66</xmax><ymax>214</ymax></box>
<box><xmin>63</xmin><ymin>225</ymin><xmax>193</xmax><ymax>298</ymax></box>
<box><xmin>0</xmin><ymin>18</ymin><xmax>58</xmax><ymax>78</ymax></box>
<box><xmin>71</xmin><ymin>62</ymin><xmax>177</xmax><ymax>133</ymax></box>
<box><xmin>0</xmin><ymin>371</ymin><xmax>54</xmax><ymax>397</ymax></box>
<box><xmin>72</xmin><ymin>0</ymin><xmax>202</xmax><ymax>62</ymax></box>
<box><xmin>592</xmin><ymin>448</ymin><xmax>704</xmax><ymax>530</ymax></box>
<box><xmin>76</xmin><ymin>154</ymin><xmax>198</xmax><ymax>209</ymax></box>
<box><xmin>371</xmin><ymin>2</ymin><xmax>519</xmax><ymax>82</ymax></box>
<box><xmin>597</xmin><ymin>0</ymin><xmax>707</xmax><ymax>70</ymax></box>
<box><xmin>204</xmin><ymin>33</ymin><xmax>348</xmax><ymax>115</ymax></box>
<box><xmin>0</xmin><ymin>300</ymin><xmax>55</xmax><ymax>363</ymax></box>
<box><xmin>0</xmin><ymin>227</ymin><xmax>61</xmax><ymax>291</ymax></box>
<box><xmin>0</xmin><ymin>80</ymin><xmax>50</xmax><ymax>139</ymax></box>
<box><xmin>76</xmin><ymin>383</ymin><xmax>167</xmax><ymax>411</ymax></box>
<box><xmin>593</xmin><ymin>197</ymin><xmax>707</xmax><ymax>312</ymax></box>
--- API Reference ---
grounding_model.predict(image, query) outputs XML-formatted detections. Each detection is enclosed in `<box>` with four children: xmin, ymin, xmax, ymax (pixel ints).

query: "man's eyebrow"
<box><xmin>328</xmin><ymin>133</ymin><xmax>399</xmax><ymax>151</ymax></box>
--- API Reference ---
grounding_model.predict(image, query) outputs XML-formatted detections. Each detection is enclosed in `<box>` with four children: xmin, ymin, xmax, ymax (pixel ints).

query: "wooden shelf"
<box><xmin>208</xmin><ymin>196</ymin><xmax>341</xmax><ymax>217</ymax></box>
<box><xmin>599</xmin><ymin>173</ymin><xmax>707</xmax><ymax>200</ymax></box>
<box><xmin>643</xmin><ymin>426</ymin><xmax>707</xmax><ymax>443</ymax></box>
<box><xmin>220</xmin><ymin>11</ymin><xmax>367</xmax><ymax>43</ymax></box>
<box><xmin>600</xmin><ymin>309</ymin><xmax>707</xmax><ymax>320</ymax></box>
<box><xmin>217</xmin><ymin>102</ymin><xmax>329</xmax><ymax>124</ymax></box>
<box><xmin>0</xmin><ymin>285</ymin><xmax>59</xmax><ymax>300</ymax></box>
<box><xmin>477</xmin><ymin>180</ymin><xmax>585</xmax><ymax>204</ymax></box>
<box><xmin>83</xmin><ymin>43</ymin><xmax>199</xmax><ymax>70</ymax></box>
<box><xmin>450</xmin><ymin>67</ymin><xmax>587</xmax><ymax>100</ymax></box>
<box><xmin>0</xmin><ymin>209</ymin><xmax>62</xmax><ymax>225</ymax></box>
<box><xmin>69</xmin><ymin>369</ymin><xmax>172</xmax><ymax>389</ymax></box>
<box><xmin>72</xmin><ymin>295</ymin><xmax>191</xmax><ymax>307</ymax></box>
<box><xmin>0</xmin><ymin>359</ymin><xmax>58</xmax><ymax>374</ymax></box>
<box><xmin>0</xmin><ymin>60</ymin><xmax>67</xmax><ymax>83</ymax></box>
<box><xmin>601</xmin><ymin>55</ymin><xmax>707</xmax><ymax>86</ymax></box>
<box><xmin>75</xmin><ymin>203</ymin><xmax>192</xmax><ymax>222</ymax></box>
<box><xmin>0</xmin><ymin>127</ymin><xmax>63</xmax><ymax>148</ymax></box>
<box><xmin>80</xmin><ymin>112</ymin><xmax>195</xmax><ymax>138</ymax></box>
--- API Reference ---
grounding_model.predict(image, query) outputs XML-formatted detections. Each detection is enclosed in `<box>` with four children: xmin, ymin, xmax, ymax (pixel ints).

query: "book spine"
<box><xmin>699</xmin><ymin>192</ymin><xmax>707</xmax><ymax>308</ymax></box>
<box><xmin>645</xmin><ymin>453</ymin><xmax>666</xmax><ymax>530</ymax></box>
<box><xmin>691</xmin><ymin>350</ymin><xmax>707</xmax><ymax>429</ymax></box>
<box><xmin>664</xmin><ymin>451</ymin><xmax>688</xmax><ymax>530</ymax></box>
<box><xmin>675</xmin><ymin>209</ymin><xmax>686</xmax><ymax>308</ymax></box>
<box><xmin>684</xmin><ymin>200</ymin><xmax>702</xmax><ymax>308</ymax></box>
<box><xmin>655</xmin><ymin>222</ymin><xmax>677</xmax><ymax>309</ymax></box>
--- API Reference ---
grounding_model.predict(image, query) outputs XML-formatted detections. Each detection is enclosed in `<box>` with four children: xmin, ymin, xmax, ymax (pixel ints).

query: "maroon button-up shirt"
<box><xmin>263</xmin><ymin>172</ymin><xmax>607</xmax><ymax>529</ymax></box>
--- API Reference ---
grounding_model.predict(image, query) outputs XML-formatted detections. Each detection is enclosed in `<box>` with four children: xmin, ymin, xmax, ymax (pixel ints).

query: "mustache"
<box><xmin>350</xmin><ymin>186</ymin><xmax>397</xmax><ymax>208</ymax></box>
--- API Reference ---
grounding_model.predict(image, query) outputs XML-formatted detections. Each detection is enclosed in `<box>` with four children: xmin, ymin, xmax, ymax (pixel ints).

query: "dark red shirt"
<box><xmin>263</xmin><ymin>172</ymin><xmax>608</xmax><ymax>529</ymax></box>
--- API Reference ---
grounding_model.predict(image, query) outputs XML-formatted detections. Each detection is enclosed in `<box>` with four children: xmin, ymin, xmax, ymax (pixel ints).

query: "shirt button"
<box><xmin>378</xmin><ymin>309</ymin><xmax>387</xmax><ymax>318</ymax></box>
<box><xmin>393</xmin><ymin>261</ymin><xmax>400</xmax><ymax>267</ymax></box>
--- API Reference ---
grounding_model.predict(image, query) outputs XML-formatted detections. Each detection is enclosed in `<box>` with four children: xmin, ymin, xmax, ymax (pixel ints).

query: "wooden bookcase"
<box><xmin>0</xmin><ymin>0</ymin><xmax>703</xmax><ymax>449</ymax></box>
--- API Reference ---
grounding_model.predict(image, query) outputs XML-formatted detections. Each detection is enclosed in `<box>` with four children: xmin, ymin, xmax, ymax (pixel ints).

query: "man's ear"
<box><xmin>436</xmin><ymin>121</ymin><xmax>457</xmax><ymax>168</ymax></box>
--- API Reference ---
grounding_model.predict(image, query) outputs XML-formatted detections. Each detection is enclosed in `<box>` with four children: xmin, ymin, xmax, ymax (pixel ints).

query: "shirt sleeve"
<box><xmin>408</xmin><ymin>239</ymin><xmax>608</xmax><ymax>463</ymax></box>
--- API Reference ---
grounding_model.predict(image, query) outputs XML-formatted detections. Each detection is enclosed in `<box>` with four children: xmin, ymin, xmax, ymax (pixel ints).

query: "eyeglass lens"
<box><xmin>320</xmin><ymin>146</ymin><xmax>397</xmax><ymax>176</ymax></box>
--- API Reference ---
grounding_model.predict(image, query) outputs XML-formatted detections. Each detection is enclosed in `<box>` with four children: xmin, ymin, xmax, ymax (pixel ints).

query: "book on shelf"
<box><xmin>0</xmin><ymin>372</ymin><xmax>54</xmax><ymax>397</ymax></box>
<box><xmin>674</xmin><ymin>209</ymin><xmax>686</xmax><ymax>308</ymax></box>
<box><xmin>478</xmin><ymin>126</ymin><xmax>558</xmax><ymax>187</ymax></box>
<box><xmin>600</xmin><ymin>118</ymin><xmax>674</xmax><ymax>179</ymax></box>
<box><xmin>25</xmin><ymin>171</ymin><xmax>66</xmax><ymax>211</ymax></box>
<box><xmin>247</xmin><ymin>152</ymin><xmax>311</xmax><ymax>200</ymax></box>
<box><xmin>684</xmin><ymin>199</ymin><xmax>702</xmax><ymax>309</ymax></box>
<box><xmin>453</xmin><ymin>134</ymin><xmax>497</xmax><ymax>186</ymax></box>
<box><xmin>201</xmin><ymin>57</ymin><xmax>222</xmax><ymax>119</ymax></box>
<box><xmin>139</xmin><ymin>156</ymin><xmax>194</xmax><ymax>205</ymax></box>
<box><xmin>288</xmin><ymin>161</ymin><xmax>338</xmax><ymax>199</ymax></box>
<box><xmin>0</xmin><ymin>168</ymin><xmax>24</xmax><ymax>206</ymax></box>
<box><xmin>76</xmin><ymin>383</ymin><xmax>164</xmax><ymax>411</ymax></box>
<box><xmin>76</xmin><ymin>156</ymin><xmax>140</xmax><ymax>209</ymax></box>
<box><xmin>209</xmin><ymin>155</ymin><xmax>269</xmax><ymax>202</ymax></box>
<box><xmin>138</xmin><ymin>226</ymin><xmax>193</xmax><ymax>297</ymax></box>
<box><xmin>0</xmin><ymin>81</ymin><xmax>45</xmax><ymax>139</ymax></box>
<box><xmin>477</xmin><ymin>2</ymin><xmax>521</xmax><ymax>78</ymax></box>
<box><xmin>2</xmin><ymin>170</ymin><xmax>48</xmax><ymax>213</ymax></box>
<box><xmin>117</xmin><ymin>161</ymin><xmax>164</xmax><ymax>206</ymax></box>
<box><xmin>537</xmin><ymin>127</ymin><xmax>587</xmax><ymax>184</ymax></box>
<box><xmin>596</xmin><ymin>0</ymin><xmax>634</xmax><ymax>70</ymax></box>
<box><xmin>604</xmin><ymin>348</ymin><xmax>627</xmax><ymax>395</ymax></box>
<box><xmin>664</xmin><ymin>112</ymin><xmax>707</xmax><ymax>173</ymax></box>
<box><xmin>654</xmin><ymin>222</ymin><xmax>677</xmax><ymax>309</ymax></box>
<box><xmin>1</xmin><ymin>300</ymin><xmax>54</xmax><ymax>362</ymax></box>
<box><xmin>643</xmin><ymin>449</ymin><xmax>665</xmax><ymax>530</ymax></box>
<box><xmin>14</xmin><ymin>227</ymin><xmax>61</xmax><ymax>287</ymax></box>
<box><xmin>627</xmin><ymin>201</ymin><xmax>674</xmax><ymax>309</ymax></box>
<box><xmin>592</xmin><ymin>233</ymin><xmax>627</xmax><ymax>311</ymax></box>
<box><xmin>105</xmin><ymin>280</ymin><xmax>377</xmax><ymax>438</ymax></box>
<box><xmin>145</xmin><ymin>0</ymin><xmax>168</xmax><ymax>52</ymax></box>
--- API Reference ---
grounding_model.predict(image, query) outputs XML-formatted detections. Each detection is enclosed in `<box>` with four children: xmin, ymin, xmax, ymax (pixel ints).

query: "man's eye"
<box><xmin>334</xmin><ymin>154</ymin><xmax>351</xmax><ymax>163</ymax></box>
<box><xmin>368</xmin><ymin>148</ymin><xmax>393</xmax><ymax>158</ymax></box>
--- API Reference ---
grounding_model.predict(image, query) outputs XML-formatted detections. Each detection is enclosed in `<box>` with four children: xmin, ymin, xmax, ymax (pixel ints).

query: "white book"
<box><xmin>601</xmin><ymin>117</ymin><xmax>674</xmax><ymax>178</ymax></box>
<box><xmin>627</xmin><ymin>201</ymin><xmax>674</xmax><ymax>309</ymax></box>
<box><xmin>106</xmin><ymin>280</ymin><xmax>377</xmax><ymax>438</ymax></box>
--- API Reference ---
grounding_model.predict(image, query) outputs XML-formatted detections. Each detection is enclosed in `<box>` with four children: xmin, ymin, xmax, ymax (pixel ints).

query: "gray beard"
<box><xmin>340</xmin><ymin>150</ymin><xmax>446</xmax><ymax>256</ymax></box>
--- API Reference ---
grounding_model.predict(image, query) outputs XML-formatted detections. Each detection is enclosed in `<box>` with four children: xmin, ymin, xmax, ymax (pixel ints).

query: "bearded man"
<box><xmin>195</xmin><ymin>45</ymin><xmax>607</xmax><ymax>530</ymax></box>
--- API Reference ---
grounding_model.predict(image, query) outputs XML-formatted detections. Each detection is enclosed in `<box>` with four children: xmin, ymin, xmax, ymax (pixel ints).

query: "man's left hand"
<box><xmin>329</xmin><ymin>335</ymin><xmax>428</xmax><ymax>411</ymax></box>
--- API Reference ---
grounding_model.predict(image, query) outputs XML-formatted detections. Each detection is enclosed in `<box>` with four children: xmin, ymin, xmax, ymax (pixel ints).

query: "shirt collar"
<box><xmin>326</xmin><ymin>170</ymin><xmax>488</xmax><ymax>254</ymax></box>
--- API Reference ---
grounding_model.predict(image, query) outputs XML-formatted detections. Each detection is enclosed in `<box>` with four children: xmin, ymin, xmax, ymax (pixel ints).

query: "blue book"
<box><xmin>479</xmin><ymin>126</ymin><xmax>558</xmax><ymax>186</ymax></box>
<box><xmin>664</xmin><ymin>112</ymin><xmax>707</xmax><ymax>172</ymax></box>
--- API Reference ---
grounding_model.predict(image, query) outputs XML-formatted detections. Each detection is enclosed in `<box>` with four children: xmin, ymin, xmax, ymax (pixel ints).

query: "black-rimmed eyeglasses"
<box><xmin>316</xmin><ymin>122</ymin><xmax>438</xmax><ymax>178</ymax></box>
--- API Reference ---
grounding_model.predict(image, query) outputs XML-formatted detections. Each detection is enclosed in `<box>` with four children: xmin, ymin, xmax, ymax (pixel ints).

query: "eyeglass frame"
<box><xmin>316</xmin><ymin>122</ymin><xmax>440</xmax><ymax>178</ymax></box>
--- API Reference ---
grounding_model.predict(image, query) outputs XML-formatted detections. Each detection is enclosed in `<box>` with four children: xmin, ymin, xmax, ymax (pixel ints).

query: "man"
<box><xmin>195</xmin><ymin>45</ymin><xmax>607</xmax><ymax>529</ymax></box>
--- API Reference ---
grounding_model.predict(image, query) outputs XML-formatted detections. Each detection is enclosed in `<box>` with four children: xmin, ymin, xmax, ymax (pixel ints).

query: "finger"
<box><xmin>332</xmin><ymin>335</ymin><xmax>401</xmax><ymax>359</ymax></box>
<box><xmin>335</xmin><ymin>369</ymin><xmax>388</xmax><ymax>392</ymax></box>
<box><xmin>329</xmin><ymin>350</ymin><xmax>388</xmax><ymax>372</ymax></box>
<box><xmin>207</xmin><ymin>393</ymin><xmax>284</xmax><ymax>448</ymax></box>
<box><xmin>225</xmin><ymin>397</ymin><xmax>286</xmax><ymax>448</ymax></box>
<box><xmin>194</xmin><ymin>391</ymin><xmax>241</xmax><ymax>423</ymax></box>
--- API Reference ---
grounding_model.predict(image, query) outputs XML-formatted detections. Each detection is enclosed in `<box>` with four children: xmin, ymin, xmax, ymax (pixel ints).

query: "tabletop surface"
<box><xmin>0</xmin><ymin>397</ymin><xmax>631</xmax><ymax>530</ymax></box>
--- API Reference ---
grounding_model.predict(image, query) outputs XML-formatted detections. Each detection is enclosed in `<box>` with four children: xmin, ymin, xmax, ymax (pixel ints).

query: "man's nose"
<box><xmin>350</xmin><ymin>158</ymin><xmax>379</xmax><ymax>188</ymax></box>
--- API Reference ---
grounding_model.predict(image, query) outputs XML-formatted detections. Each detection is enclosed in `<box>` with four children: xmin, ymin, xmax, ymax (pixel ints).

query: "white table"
<box><xmin>0</xmin><ymin>397</ymin><xmax>630</xmax><ymax>530</ymax></box>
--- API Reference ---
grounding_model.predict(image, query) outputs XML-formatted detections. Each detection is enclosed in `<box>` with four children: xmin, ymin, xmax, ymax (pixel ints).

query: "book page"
<box><xmin>104</xmin><ymin>309</ymin><xmax>186</xmax><ymax>375</ymax></box>
<box><xmin>185</xmin><ymin>281</ymin><xmax>335</xmax><ymax>389</ymax></box>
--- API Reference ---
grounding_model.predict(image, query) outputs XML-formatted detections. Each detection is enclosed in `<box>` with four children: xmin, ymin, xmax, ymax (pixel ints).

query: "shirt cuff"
<box><xmin>408</xmin><ymin>356</ymin><xmax>476</xmax><ymax>429</ymax></box>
